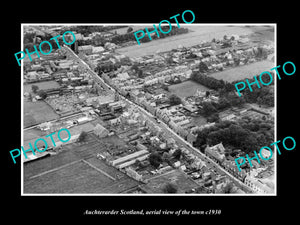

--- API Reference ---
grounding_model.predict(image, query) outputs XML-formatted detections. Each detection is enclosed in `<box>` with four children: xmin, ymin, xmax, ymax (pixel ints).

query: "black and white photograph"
<box><xmin>4</xmin><ymin>4</ymin><xmax>299</xmax><ymax>222</ymax></box>
<box><xmin>21</xmin><ymin>24</ymin><xmax>276</xmax><ymax>195</ymax></box>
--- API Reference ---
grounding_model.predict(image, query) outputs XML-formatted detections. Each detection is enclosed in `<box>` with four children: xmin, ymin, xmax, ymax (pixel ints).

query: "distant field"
<box><xmin>24</xmin><ymin>80</ymin><xmax>60</xmax><ymax>93</ymax></box>
<box><xmin>142</xmin><ymin>169</ymin><xmax>199</xmax><ymax>193</ymax></box>
<box><xmin>24</xmin><ymin>101</ymin><xmax>59</xmax><ymax>128</ymax></box>
<box><xmin>168</xmin><ymin>80</ymin><xmax>210</xmax><ymax>98</ymax></box>
<box><xmin>23</xmin><ymin>121</ymin><xmax>95</xmax><ymax>150</ymax></box>
<box><xmin>24</xmin><ymin>160</ymin><xmax>116</xmax><ymax>193</ymax></box>
<box><xmin>24</xmin><ymin>133</ymin><xmax>141</xmax><ymax>193</ymax></box>
<box><xmin>116</xmin><ymin>25</ymin><xmax>255</xmax><ymax>58</ymax></box>
<box><xmin>209</xmin><ymin>60</ymin><xmax>275</xmax><ymax>82</ymax></box>
<box><xmin>109</xmin><ymin>26</ymin><xmax>144</xmax><ymax>35</ymax></box>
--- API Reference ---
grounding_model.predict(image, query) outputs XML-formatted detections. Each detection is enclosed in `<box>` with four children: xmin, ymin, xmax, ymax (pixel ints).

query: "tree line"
<box><xmin>111</xmin><ymin>26</ymin><xmax>189</xmax><ymax>45</ymax></box>
<box><xmin>194</xmin><ymin>117</ymin><xmax>274</xmax><ymax>155</ymax></box>
<box><xmin>190</xmin><ymin>70</ymin><xmax>274</xmax><ymax>107</ymax></box>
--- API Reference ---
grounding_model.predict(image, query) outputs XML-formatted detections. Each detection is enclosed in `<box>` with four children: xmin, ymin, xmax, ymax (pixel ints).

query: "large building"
<box><xmin>204</xmin><ymin>143</ymin><xmax>226</xmax><ymax>164</ymax></box>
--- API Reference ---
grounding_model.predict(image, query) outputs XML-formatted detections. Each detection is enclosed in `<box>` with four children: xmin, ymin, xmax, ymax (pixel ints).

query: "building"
<box><xmin>78</xmin><ymin>45</ymin><xmax>93</xmax><ymax>55</ymax></box>
<box><xmin>204</xmin><ymin>143</ymin><xmax>226</xmax><ymax>164</ymax></box>
<box><xmin>111</xmin><ymin>149</ymin><xmax>149</xmax><ymax>167</ymax></box>
<box><xmin>93</xmin><ymin>123</ymin><xmax>109</xmax><ymax>138</ymax></box>
<box><xmin>222</xmin><ymin>160</ymin><xmax>247</xmax><ymax>181</ymax></box>
<box><xmin>244</xmin><ymin>176</ymin><xmax>274</xmax><ymax>194</ymax></box>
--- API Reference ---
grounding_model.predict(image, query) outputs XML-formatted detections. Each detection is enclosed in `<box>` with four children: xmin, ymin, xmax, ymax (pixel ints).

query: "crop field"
<box><xmin>209</xmin><ymin>60</ymin><xmax>275</xmax><ymax>82</ymax></box>
<box><xmin>116</xmin><ymin>25</ymin><xmax>255</xmax><ymax>58</ymax></box>
<box><xmin>168</xmin><ymin>80</ymin><xmax>210</xmax><ymax>99</ymax></box>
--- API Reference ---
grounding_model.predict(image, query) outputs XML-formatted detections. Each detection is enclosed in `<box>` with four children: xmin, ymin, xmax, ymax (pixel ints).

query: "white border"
<box><xmin>21</xmin><ymin>23</ymin><xmax>277</xmax><ymax>196</ymax></box>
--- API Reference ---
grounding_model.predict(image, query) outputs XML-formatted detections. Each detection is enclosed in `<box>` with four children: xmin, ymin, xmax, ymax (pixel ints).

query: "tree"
<box><xmin>162</xmin><ymin>182</ymin><xmax>178</xmax><ymax>193</ymax></box>
<box><xmin>127</xmin><ymin>27</ymin><xmax>133</xmax><ymax>33</ymax></box>
<box><xmin>78</xmin><ymin>131</ymin><xmax>88</xmax><ymax>142</ymax></box>
<box><xmin>207</xmin><ymin>113</ymin><xmax>219</xmax><ymax>123</ymax></box>
<box><xmin>31</xmin><ymin>85</ymin><xmax>39</xmax><ymax>93</ymax></box>
<box><xmin>169</xmin><ymin>94</ymin><xmax>182</xmax><ymax>106</ymax></box>
<box><xmin>149</xmin><ymin>151</ymin><xmax>162</xmax><ymax>168</ymax></box>
<box><xmin>131</xmin><ymin>64</ymin><xmax>139</xmax><ymax>72</ymax></box>
<box><xmin>199</xmin><ymin>61</ymin><xmax>209</xmax><ymax>73</ymax></box>
<box><xmin>202</xmin><ymin>102</ymin><xmax>217</xmax><ymax>116</ymax></box>
<box><xmin>173</xmin><ymin>148</ymin><xmax>182</xmax><ymax>160</ymax></box>
<box><xmin>137</xmin><ymin>69</ymin><xmax>143</xmax><ymax>78</ymax></box>
<box><xmin>162</xmin><ymin>84</ymin><xmax>169</xmax><ymax>91</ymax></box>
<box><xmin>24</xmin><ymin>43</ymin><xmax>35</xmax><ymax>52</ymax></box>
<box><xmin>205</xmin><ymin>91</ymin><xmax>210</xmax><ymax>98</ymax></box>
<box><xmin>162</xmin><ymin>152</ymin><xmax>171</xmax><ymax>163</ymax></box>
<box><xmin>37</xmin><ymin>90</ymin><xmax>47</xmax><ymax>99</ymax></box>
<box><xmin>222</xmin><ymin>182</ymin><xmax>234</xmax><ymax>193</ymax></box>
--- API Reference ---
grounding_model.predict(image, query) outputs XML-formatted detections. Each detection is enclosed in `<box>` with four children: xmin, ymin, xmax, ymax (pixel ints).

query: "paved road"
<box><xmin>62</xmin><ymin>45</ymin><xmax>254</xmax><ymax>193</ymax></box>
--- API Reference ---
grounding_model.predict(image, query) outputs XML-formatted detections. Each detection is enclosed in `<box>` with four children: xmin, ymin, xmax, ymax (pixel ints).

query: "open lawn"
<box><xmin>24</xmin><ymin>159</ymin><xmax>138</xmax><ymax>193</ymax></box>
<box><xmin>209</xmin><ymin>60</ymin><xmax>275</xmax><ymax>82</ymax></box>
<box><xmin>23</xmin><ymin>133</ymin><xmax>141</xmax><ymax>194</ymax></box>
<box><xmin>116</xmin><ymin>25</ymin><xmax>255</xmax><ymax>58</ymax></box>
<box><xmin>142</xmin><ymin>169</ymin><xmax>199</xmax><ymax>193</ymax></box>
<box><xmin>24</xmin><ymin>100</ymin><xmax>59</xmax><ymax>128</ymax></box>
<box><xmin>24</xmin><ymin>80</ymin><xmax>60</xmax><ymax>93</ymax></box>
<box><xmin>23</xmin><ymin>121</ymin><xmax>95</xmax><ymax>150</ymax></box>
<box><xmin>168</xmin><ymin>80</ymin><xmax>210</xmax><ymax>99</ymax></box>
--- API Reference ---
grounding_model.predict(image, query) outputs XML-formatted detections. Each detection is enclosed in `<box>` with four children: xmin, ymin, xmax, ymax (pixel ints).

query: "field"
<box><xmin>168</xmin><ymin>80</ymin><xmax>210</xmax><ymax>98</ymax></box>
<box><xmin>24</xmin><ymin>100</ymin><xmax>59</xmax><ymax>128</ymax></box>
<box><xmin>23</xmin><ymin>133</ymin><xmax>141</xmax><ymax>193</ymax></box>
<box><xmin>247</xmin><ymin>26</ymin><xmax>275</xmax><ymax>43</ymax></box>
<box><xmin>209</xmin><ymin>60</ymin><xmax>275</xmax><ymax>82</ymax></box>
<box><xmin>116</xmin><ymin>25</ymin><xmax>256</xmax><ymax>58</ymax></box>
<box><xmin>24</xmin><ymin>80</ymin><xmax>60</xmax><ymax>93</ymax></box>
<box><xmin>23</xmin><ymin>121</ymin><xmax>95</xmax><ymax>150</ymax></box>
<box><xmin>109</xmin><ymin>26</ymin><xmax>145</xmax><ymax>35</ymax></box>
<box><xmin>141</xmin><ymin>169</ymin><xmax>199</xmax><ymax>193</ymax></box>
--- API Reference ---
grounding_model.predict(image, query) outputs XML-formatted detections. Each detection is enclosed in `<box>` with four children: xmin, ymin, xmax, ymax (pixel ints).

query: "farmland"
<box><xmin>209</xmin><ymin>60</ymin><xmax>275</xmax><ymax>82</ymax></box>
<box><xmin>168</xmin><ymin>80</ymin><xmax>210</xmax><ymax>99</ymax></box>
<box><xmin>116</xmin><ymin>25</ymin><xmax>255</xmax><ymax>58</ymax></box>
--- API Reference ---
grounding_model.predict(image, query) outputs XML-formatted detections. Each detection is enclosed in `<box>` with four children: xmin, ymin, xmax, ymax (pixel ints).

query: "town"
<box><xmin>22</xmin><ymin>24</ymin><xmax>275</xmax><ymax>194</ymax></box>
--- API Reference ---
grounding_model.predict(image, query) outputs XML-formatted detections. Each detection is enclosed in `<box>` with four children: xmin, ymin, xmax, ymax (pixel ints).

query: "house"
<box><xmin>204</xmin><ymin>143</ymin><xmax>226</xmax><ymax>164</ymax></box>
<box><xmin>78</xmin><ymin>45</ymin><xmax>93</xmax><ymax>55</ymax></box>
<box><xmin>260</xmin><ymin>148</ymin><xmax>272</xmax><ymax>159</ymax></box>
<box><xmin>93</xmin><ymin>123</ymin><xmax>109</xmax><ymax>138</ymax></box>
<box><xmin>111</xmin><ymin>149</ymin><xmax>149</xmax><ymax>167</ymax></box>
<box><xmin>125</xmin><ymin>167</ymin><xmax>143</xmax><ymax>181</ymax></box>
<box><xmin>92</xmin><ymin>46</ymin><xmax>105</xmax><ymax>54</ymax></box>
<box><xmin>173</xmin><ymin>161</ymin><xmax>181</xmax><ymax>168</ymax></box>
<box><xmin>244</xmin><ymin>176</ymin><xmax>274</xmax><ymax>194</ymax></box>
<box><xmin>187</xmin><ymin>133</ymin><xmax>197</xmax><ymax>144</ymax></box>
<box><xmin>76</xmin><ymin>116</ymin><xmax>91</xmax><ymax>124</ymax></box>
<box><xmin>221</xmin><ymin>113</ymin><xmax>236</xmax><ymax>121</ymax></box>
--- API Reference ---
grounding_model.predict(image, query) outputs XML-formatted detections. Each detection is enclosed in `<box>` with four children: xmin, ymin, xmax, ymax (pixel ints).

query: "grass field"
<box><xmin>168</xmin><ymin>80</ymin><xmax>210</xmax><ymax>99</ymax></box>
<box><xmin>24</xmin><ymin>100</ymin><xmax>59</xmax><ymax>128</ymax></box>
<box><xmin>24</xmin><ymin>80</ymin><xmax>60</xmax><ymax>93</ymax></box>
<box><xmin>23</xmin><ymin>133</ymin><xmax>141</xmax><ymax>193</ymax></box>
<box><xmin>209</xmin><ymin>60</ymin><xmax>275</xmax><ymax>82</ymax></box>
<box><xmin>23</xmin><ymin>121</ymin><xmax>95</xmax><ymax>150</ymax></box>
<box><xmin>142</xmin><ymin>169</ymin><xmax>199</xmax><ymax>193</ymax></box>
<box><xmin>116</xmin><ymin>25</ymin><xmax>256</xmax><ymax>58</ymax></box>
<box><xmin>24</xmin><ymin>160</ymin><xmax>117</xmax><ymax>193</ymax></box>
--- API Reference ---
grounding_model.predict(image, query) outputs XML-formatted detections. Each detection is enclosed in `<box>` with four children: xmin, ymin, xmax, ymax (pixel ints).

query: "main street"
<box><xmin>62</xmin><ymin>45</ymin><xmax>254</xmax><ymax>193</ymax></box>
